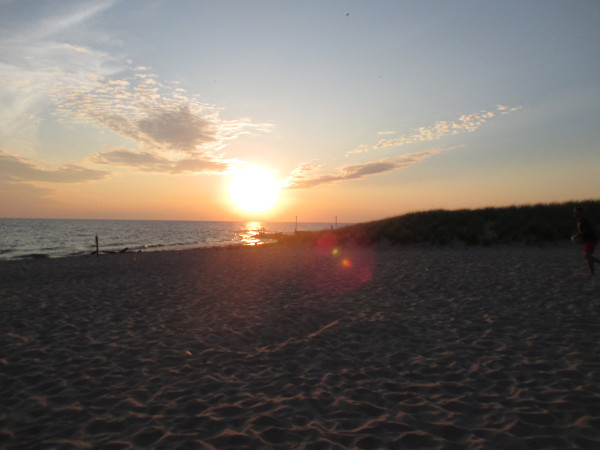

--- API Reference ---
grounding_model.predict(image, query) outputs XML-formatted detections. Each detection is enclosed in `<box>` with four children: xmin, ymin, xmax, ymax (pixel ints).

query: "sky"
<box><xmin>1</xmin><ymin>0</ymin><xmax>599</xmax><ymax>223</ymax></box>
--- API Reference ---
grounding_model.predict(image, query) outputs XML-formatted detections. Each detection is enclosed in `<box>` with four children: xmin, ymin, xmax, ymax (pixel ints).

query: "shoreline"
<box><xmin>1</xmin><ymin>244</ymin><xmax>599</xmax><ymax>448</ymax></box>
<box><xmin>0</xmin><ymin>237</ymin><xmax>270</xmax><ymax>263</ymax></box>
<box><xmin>0</xmin><ymin>218</ymin><xmax>345</xmax><ymax>262</ymax></box>
<box><xmin>0</xmin><ymin>236</ymin><xmax>576</xmax><ymax>263</ymax></box>
<box><xmin>0</xmin><ymin>238</ymin><xmax>281</xmax><ymax>263</ymax></box>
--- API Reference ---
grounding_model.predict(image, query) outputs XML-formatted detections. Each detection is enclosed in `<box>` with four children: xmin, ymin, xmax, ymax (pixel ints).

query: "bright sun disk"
<box><xmin>229</xmin><ymin>165</ymin><xmax>280</xmax><ymax>213</ymax></box>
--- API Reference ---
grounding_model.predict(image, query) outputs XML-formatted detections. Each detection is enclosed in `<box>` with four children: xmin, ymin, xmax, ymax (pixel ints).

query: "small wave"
<box><xmin>39</xmin><ymin>246</ymin><xmax>65</xmax><ymax>252</ymax></box>
<box><xmin>67</xmin><ymin>250</ymin><xmax>93</xmax><ymax>257</ymax></box>
<box><xmin>20</xmin><ymin>253</ymin><xmax>51</xmax><ymax>260</ymax></box>
<box><xmin>126</xmin><ymin>245</ymin><xmax>149</xmax><ymax>252</ymax></box>
<box><xmin>143</xmin><ymin>243</ymin><xmax>165</xmax><ymax>250</ymax></box>
<box><xmin>104</xmin><ymin>242</ymin><xmax>129</xmax><ymax>248</ymax></box>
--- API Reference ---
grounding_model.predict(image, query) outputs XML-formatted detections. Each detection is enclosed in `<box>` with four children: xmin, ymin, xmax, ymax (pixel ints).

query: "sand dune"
<box><xmin>1</xmin><ymin>244</ymin><xmax>599</xmax><ymax>448</ymax></box>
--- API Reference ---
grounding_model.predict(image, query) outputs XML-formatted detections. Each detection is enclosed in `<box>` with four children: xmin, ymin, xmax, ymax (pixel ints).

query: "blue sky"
<box><xmin>1</xmin><ymin>0</ymin><xmax>599</xmax><ymax>221</ymax></box>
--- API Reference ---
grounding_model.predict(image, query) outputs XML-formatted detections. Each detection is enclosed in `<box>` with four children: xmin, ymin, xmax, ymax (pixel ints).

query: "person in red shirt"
<box><xmin>573</xmin><ymin>206</ymin><xmax>600</xmax><ymax>275</ymax></box>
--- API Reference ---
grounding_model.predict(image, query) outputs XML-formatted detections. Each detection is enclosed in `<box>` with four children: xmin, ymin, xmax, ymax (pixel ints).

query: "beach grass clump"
<box><xmin>281</xmin><ymin>200</ymin><xmax>600</xmax><ymax>248</ymax></box>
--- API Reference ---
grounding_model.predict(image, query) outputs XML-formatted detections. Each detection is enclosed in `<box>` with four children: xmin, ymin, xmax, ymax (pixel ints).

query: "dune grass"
<box><xmin>281</xmin><ymin>200</ymin><xmax>600</xmax><ymax>248</ymax></box>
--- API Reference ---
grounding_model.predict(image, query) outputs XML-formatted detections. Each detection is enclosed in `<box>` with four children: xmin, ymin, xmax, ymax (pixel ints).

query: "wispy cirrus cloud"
<box><xmin>93</xmin><ymin>148</ymin><xmax>229</xmax><ymax>174</ymax></box>
<box><xmin>283</xmin><ymin>104</ymin><xmax>519</xmax><ymax>190</ymax></box>
<box><xmin>0</xmin><ymin>0</ymin><xmax>118</xmax><ymax>44</ymax></box>
<box><xmin>497</xmin><ymin>105</ymin><xmax>522</xmax><ymax>115</ymax></box>
<box><xmin>1</xmin><ymin>1</ymin><xmax>268</xmax><ymax>176</ymax></box>
<box><xmin>348</xmin><ymin>105</ymin><xmax>521</xmax><ymax>155</ymax></box>
<box><xmin>52</xmin><ymin>67</ymin><xmax>265</xmax><ymax>169</ymax></box>
<box><xmin>0</xmin><ymin>1</ymin><xmax>126</xmax><ymax>142</ymax></box>
<box><xmin>0</xmin><ymin>149</ymin><xmax>109</xmax><ymax>183</ymax></box>
<box><xmin>284</xmin><ymin>147</ymin><xmax>456</xmax><ymax>189</ymax></box>
<box><xmin>0</xmin><ymin>1</ymin><xmax>123</xmax><ymax>198</ymax></box>
<box><xmin>47</xmin><ymin>62</ymin><xmax>271</xmax><ymax>175</ymax></box>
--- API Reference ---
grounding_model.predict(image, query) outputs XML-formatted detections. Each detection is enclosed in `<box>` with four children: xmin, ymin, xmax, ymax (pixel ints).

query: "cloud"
<box><xmin>137</xmin><ymin>107</ymin><xmax>216</xmax><ymax>150</ymax></box>
<box><xmin>1</xmin><ymin>2</ymin><xmax>267</xmax><ymax>176</ymax></box>
<box><xmin>0</xmin><ymin>149</ymin><xmax>109</xmax><ymax>183</ymax></box>
<box><xmin>497</xmin><ymin>104</ymin><xmax>523</xmax><ymax>115</ymax></box>
<box><xmin>53</xmin><ymin>70</ymin><xmax>264</xmax><ymax>158</ymax></box>
<box><xmin>4</xmin><ymin>1</ymin><xmax>118</xmax><ymax>44</ymax></box>
<box><xmin>93</xmin><ymin>148</ymin><xmax>229</xmax><ymax>174</ymax></box>
<box><xmin>92</xmin><ymin>148</ymin><xmax>162</xmax><ymax>167</ymax></box>
<box><xmin>287</xmin><ymin>104</ymin><xmax>518</xmax><ymax>189</ymax></box>
<box><xmin>349</xmin><ymin>106</ymin><xmax>520</xmax><ymax>155</ymax></box>
<box><xmin>0</xmin><ymin>180</ymin><xmax>52</xmax><ymax>196</ymax></box>
<box><xmin>47</xmin><ymin>68</ymin><xmax>269</xmax><ymax>174</ymax></box>
<box><xmin>284</xmin><ymin>147</ymin><xmax>454</xmax><ymax>189</ymax></box>
<box><xmin>0</xmin><ymin>3</ymin><xmax>126</xmax><ymax>140</ymax></box>
<box><xmin>294</xmin><ymin>105</ymin><xmax>518</xmax><ymax>189</ymax></box>
<box><xmin>3</xmin><ymin>58</ymin><xmax>264</xmax><ymax>175</ymax></box>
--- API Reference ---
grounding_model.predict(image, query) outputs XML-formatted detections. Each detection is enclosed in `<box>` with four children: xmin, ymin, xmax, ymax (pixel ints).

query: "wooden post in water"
<box><xmin>95</xmin><ymin>235</ymin><xmax>99</xmax><ymax>257</ymax></box>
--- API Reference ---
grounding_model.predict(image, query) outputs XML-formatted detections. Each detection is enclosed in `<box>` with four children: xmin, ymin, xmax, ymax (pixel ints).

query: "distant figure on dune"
<box><xmin>573</xmin><ymin>206</ymin><xmax>600</xmax><ymax>275</ymax></box>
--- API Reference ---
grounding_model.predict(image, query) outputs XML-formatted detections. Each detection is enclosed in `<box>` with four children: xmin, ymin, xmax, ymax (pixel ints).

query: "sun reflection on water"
<box><xmin>239</xmin><ymin>221</ymin><xmax>267</xmax><ymax>245</ymax></box>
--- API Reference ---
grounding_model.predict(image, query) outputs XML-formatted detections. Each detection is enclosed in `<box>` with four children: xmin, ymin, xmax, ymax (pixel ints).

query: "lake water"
<box><xmin>0</xmin><ymin>219</ymin><xmax>341</xmax><ymax>260</ymax></box>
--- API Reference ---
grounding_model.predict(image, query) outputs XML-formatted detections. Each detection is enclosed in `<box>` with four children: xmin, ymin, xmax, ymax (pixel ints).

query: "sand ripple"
<box><xmin>1</xmin><ymin>245</ymin><xmax>599</xmax><ymax>448</ymax></box>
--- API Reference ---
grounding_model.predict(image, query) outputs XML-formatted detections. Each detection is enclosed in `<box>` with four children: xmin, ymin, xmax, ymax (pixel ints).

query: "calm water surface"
<box><xmin>0</xmin><ymin>219</ymin><xmax>341</xmax><ymax>260</ymax></box>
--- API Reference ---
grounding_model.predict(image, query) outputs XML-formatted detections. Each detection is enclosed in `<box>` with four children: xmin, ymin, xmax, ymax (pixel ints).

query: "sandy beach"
<box><xmin>1</xmin><ymin>243</ymin><xmax>599</xmax><ymax>449</ymax></box>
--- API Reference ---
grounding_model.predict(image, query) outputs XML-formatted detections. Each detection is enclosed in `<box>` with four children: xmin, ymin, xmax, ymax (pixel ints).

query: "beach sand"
<box><xmin>1</xmin><ymin>243</ymin><xmax>599</xmax><ymax>449</ymax></box>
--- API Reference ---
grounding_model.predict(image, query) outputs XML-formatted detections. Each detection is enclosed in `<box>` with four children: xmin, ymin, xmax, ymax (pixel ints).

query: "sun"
<box><xmin>229</xmin><ymin>165</ymin><xmax>280</xmax><ymax>213</ymax></box>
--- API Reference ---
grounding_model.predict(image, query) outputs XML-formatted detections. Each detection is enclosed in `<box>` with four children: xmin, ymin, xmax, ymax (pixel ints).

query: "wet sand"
<box><xmin>1</xmin><ymin>244</ymin><xmax>599</xmax><ymax>449</ymax></box>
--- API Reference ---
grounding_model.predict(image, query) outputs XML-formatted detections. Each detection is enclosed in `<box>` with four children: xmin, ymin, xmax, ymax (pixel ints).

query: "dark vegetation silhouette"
<box><xmin>280</xmin><ymin>200</ymin><xmax>600</xmax><ymax>248</ymax></box>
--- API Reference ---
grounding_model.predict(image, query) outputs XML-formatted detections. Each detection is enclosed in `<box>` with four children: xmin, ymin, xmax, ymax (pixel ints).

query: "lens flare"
<box><xmin>308</xmin><ymin>231</ymin><xmax>375</xmax><ymax>294</ymax></box>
